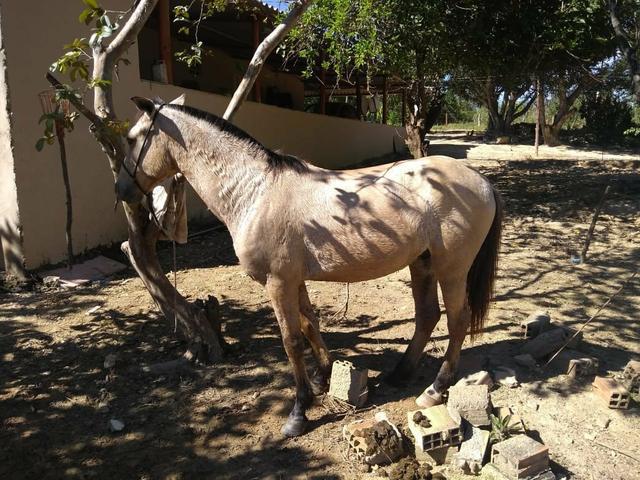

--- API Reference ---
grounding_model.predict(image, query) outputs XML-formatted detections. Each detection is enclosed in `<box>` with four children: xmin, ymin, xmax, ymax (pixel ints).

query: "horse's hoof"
<box><xmin>416</xmin><ymin>386</ymin><xmax>443</xmax><ymax>408</ymax></box>
<box><xmin>281</xmin><ymin>415</ymin><xmax>307</xmax><ymax>437</ymax></box>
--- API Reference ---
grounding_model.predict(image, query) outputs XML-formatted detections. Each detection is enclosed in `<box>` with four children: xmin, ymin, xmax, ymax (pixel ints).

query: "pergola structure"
<box><xmin>150</xmin><ymin>0</ymin><xmax>408</xmax><ymax>125</ymax></box>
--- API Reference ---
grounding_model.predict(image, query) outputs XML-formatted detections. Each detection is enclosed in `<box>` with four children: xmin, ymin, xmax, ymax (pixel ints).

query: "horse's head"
<box><xmin>115</xmin><ymin>95</ymin><xmax>186</xmax><ymax>203</ymax></box>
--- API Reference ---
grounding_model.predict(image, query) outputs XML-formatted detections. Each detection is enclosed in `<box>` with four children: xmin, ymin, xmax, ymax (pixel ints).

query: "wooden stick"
<box><xmin>595</xmin><ymin>440</ymin><xmax>640</xmax><ymax>464</ymax></box>
<box><xmin>545</xmin><ymin>269</ymin><xmax>638</xmax><ymax>366</ymax></box>
<box><xmin>581</xmin><ymin>184</ymin><xmax>611</xmax><ymax>260</ymax></box>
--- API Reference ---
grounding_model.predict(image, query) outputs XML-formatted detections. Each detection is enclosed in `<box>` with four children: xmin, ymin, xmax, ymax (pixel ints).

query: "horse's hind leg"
<box><xmin>389</xmin><ymin>252</ymin><xmax>441</xmax><ymax>384</ymax></box>
<box><xmin>266</xmin><ymin>276</ymin><xmax>313</xmax><ymax>437</ymax></box>
<box><xmin>416</xmin><ymin>274</ymin><xmax>470</xmax><ymax>407</ymax></box>
<box><xmin>299</xmin><ymin>283</ymin><xmax>332</xmax><ymax>394</ymax></box>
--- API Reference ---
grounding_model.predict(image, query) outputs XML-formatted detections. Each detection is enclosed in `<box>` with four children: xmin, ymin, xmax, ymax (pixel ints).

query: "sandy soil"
<box><xmin>1</xmin><ymin>157</ymin><xmax>639</xmax><ymax>480</ymax></box>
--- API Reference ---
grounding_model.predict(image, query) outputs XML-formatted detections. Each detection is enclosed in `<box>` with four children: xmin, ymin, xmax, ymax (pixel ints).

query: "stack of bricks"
<box><xmin>446</xmin><ymin>384</ymin><xmax>492</xmax><ymax>427</ymax></box>
<box><xmin>491</xmin><ymin>435</ymin><xmax>552</xmax><ymax>480</ymax></box>
<box><xmin>592</xmin><ymin>376</ymin><xmax>630</xmax><ymax>409</ymax></box>
<box><xmin>622</xmin><ymin>360</ymin><xmax>640</xmax><ymax>395</ymax></box>
<box><xmin>328</xmin><ymin>359</ymin><xmax>368</xmax><ymax>407</ymax></box>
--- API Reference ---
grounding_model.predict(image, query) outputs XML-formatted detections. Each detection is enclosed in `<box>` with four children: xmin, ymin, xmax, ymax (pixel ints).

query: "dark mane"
<box><xmin>166</xmin><ymin>104</ymin><xmax>309</xmax><ymax>174</ymax></box>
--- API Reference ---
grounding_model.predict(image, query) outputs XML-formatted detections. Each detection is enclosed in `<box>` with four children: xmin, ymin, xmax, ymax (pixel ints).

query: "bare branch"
<box><xmin>106</xmin><ymin>0</ymin><xmax>159</xmax><ymax>61</ymax></box>
<box><xmin>223</xmin><ymin>0</ymin><xmax>313</xmax><ymax>121</ymax></box>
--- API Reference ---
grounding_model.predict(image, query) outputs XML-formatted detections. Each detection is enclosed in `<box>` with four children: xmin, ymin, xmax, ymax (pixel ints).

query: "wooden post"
<box><xmin>355</xmin><ymin>74</ymin><xmax>362</xmax><ymax>120</ymax></box>
<box><xmin>252</xmin><ymin>15</ymin><xmax>262</xmax><ymax>103</ymax></box>
<box><xmin>445</xmin><ymin>111</ymin><xmax>448</xmax><ymax>126</ymax></box>
<box><xmin>319</xmin><ymin>67</ymin><xmax>327</xmax><ymax>115</ymax></box>
<box><xmin>382</xmin><ymin>76</ymin><xmax>388</xmax><ymax>124</ymax></box>
<box><xmin>158</xmin><ymin>0</ymin><xmax>174</xmax><ymax>84</ymax></box>
<box><xmin>401</xmin><ymin>89</ymin><xmax>407</xmax><ymax>127</ymax></box>
<box><xmin>535</xmin><ymin>78</ymin><xmax>542</xmax><ymax>156</ymax></box>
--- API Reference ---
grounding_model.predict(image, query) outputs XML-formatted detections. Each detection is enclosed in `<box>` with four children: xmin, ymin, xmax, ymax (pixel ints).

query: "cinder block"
<box><xmin>567</xmin><ymin>356</ymin><xmax>599</xmax><ymax>379</ymax></box>
<box><xmin>491</xmin><ymin>435</ymin><xmax>549</xmax><ymax>480</ymax></box>
<box><xmin>343</xmin><ymin>411</ymin><xmax>403</xmax><ymax>465</ymax></box>
<box><xmin>622</xmin><ymin>360</ymin><xmax>640</xmax><ymax>394</ymax></box>
<box><xmin>455</xmin><ymin>424</ymin><xmax>490</xmax><ymax>474</ymax></box>
<box><xmin>447</xmin><ymin>384</ymin><xmax>492</xmax><ymax>427</ymax></box>
<box><xmin>521</xmin><ymin>311</ymin><xmax>551</xmax><ymax>339</ymax></box>
<box><xmin>328</xmin><ymin>360</ymin><xmax>368</xmax><ymax>407</ymax></box>
<box><xmin>407</xmin><ymin>405</ymin><xmax>463</xmax><ymax>452</ymax></box>
<box><xmin>415</xmin><ymin>444</ymin><xmax>458</xmax><ymax>465</ymax></box>
<box><xmin>592</xmin><ymin>376</ymin><xmax>630</xmax><ymax>409</ymax></box>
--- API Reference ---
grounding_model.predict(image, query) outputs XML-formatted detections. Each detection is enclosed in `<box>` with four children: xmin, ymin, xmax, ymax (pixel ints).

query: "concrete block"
<box><xmin>483</xmin><ymin>464</ymin><xmax>555</xmax><ymax>480</ymax></box>
<box><xmin>343</xmin><ymin>411</ymin><xmax>403</xmax><ymax>465</ymax></box>
<box><xmin>455</xmin><ymin>424</ymin><xmax>490</xmax><ymax>474</ymax></box>
<box><xmin>328</xmin><ymin>360</ymin><xmax>368</xmax><ymax>407</ymax></box>
<box><xmin>415</xmin><ymin>444</ymin><xmax>458</xmax><ymax>465</ymax></box>
<box><xmin>407</xmin><ymin>404</ymin><xmax>463</xmax><ymax>452</ymax></box>
<box><xmin>521</xmin><ymin>311</ymin><xmax>551</xmax><ymax>339</ymax></box>
<box><xmin>447</xmin><ymin>384</ymin><xmax>492</xmax><ymax>427</ymax></box>
<box><xmin>622</xmin><ymin>360</ymin><xmax>640</xmax><ymax>394</ymax></box>
<box><xmin>567</xmin><ymin>357</ymin><xmax>599</xmax><ymax>379</ymax></box>
<box><xmin>491</xmin><ymin>435</ymin><xmax>549</xmax><ymax>480</ymax></box>
<box><xmin>592</xmin><ymin>376</ymin><xmax>630</xmax><ymax>409</ymax></box>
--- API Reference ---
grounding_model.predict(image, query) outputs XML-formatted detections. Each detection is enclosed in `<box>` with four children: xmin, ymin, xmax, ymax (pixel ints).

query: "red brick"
<box><xmin>592</xmin><ymin>376</ymin><xmax>630</xmax><ymax>409</ymax></box>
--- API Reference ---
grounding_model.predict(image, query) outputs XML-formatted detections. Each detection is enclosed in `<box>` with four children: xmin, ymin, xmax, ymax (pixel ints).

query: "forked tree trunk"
<box><xmin>48</xmin><ymin>0</ymin><xmax>312</xmax><ymax>363</ymax></box>
<box><xmin>610</xmin><ymin>0</ymin><xmax>640</xmax><ymax>102</ymax></box>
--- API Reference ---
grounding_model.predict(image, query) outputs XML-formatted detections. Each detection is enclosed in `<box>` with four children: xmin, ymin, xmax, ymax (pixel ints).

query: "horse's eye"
<box><xmin>127</xmin><ymin>137</ymin><xmax>135</xmax><ymax>146</ymax></box>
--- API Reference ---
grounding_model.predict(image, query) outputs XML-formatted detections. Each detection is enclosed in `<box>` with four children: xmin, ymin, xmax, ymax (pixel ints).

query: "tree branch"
<box><xmin>106</xmin><ymin>0</ymin><xmax>159</xmax><ymax>62</ymax></box>
<box><xmin>223</xmin><ymin>0</ymin><xmax>313</xmax><ymax>121</ymax></box>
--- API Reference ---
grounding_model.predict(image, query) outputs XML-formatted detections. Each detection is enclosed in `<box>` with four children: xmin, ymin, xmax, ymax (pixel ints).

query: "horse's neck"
<box><xmin>174</xmin><ymin>125</ymin><xmax>269</xmax><ymax>235</ymax></box>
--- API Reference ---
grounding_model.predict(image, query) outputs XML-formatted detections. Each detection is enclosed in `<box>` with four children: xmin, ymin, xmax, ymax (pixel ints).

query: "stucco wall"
<box><xmin>0</xmin><ymin>7</ymin><xmax>25</xmax><ymax>275</ymax></box>
<box><xmin>1</xmin><ymin>1</ymin><xmax>404</xmax><ymax>269</ymax></box>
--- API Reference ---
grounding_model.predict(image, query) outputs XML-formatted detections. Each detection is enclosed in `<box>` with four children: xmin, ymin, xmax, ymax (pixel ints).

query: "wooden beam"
<box><xmin>158</xmin><ymin>0</ymin><xmax>174</xmax><ymax>84</ymax></box>
<box><xmin>382</xmin><ymin>76</ymin><xmax>388</xmax><ymax>124</ymax></box>
<box><xmin>319</xmin><ymin>67</ymin><xmax>327</xmax><ymax>115</ymax></box>
<box><xmin>252</xmin><ymin>15</ymin><xmax>262</xmax><ymax>103</ymax></box>
<box><xmin>355</xmin><ymin>74</ymin><xmax>362</xmax><ymax>119</ymax></box>
<box><xmin>401</xmin><ymin>89</ymin><xmax>406</xmax><ymax>127</ymax></box>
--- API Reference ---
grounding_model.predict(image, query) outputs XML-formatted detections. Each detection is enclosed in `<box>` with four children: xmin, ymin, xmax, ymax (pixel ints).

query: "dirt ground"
<box><xmin>1</xmin><ymin>155</ymin><xmax>639</xmax><ymax>480</ymax></box>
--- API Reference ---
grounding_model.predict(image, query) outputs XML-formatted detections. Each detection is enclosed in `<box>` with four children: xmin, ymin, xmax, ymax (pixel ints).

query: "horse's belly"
<box><xmin>304</xmin><ymin>236</ymin><xmax>425</xmax><ymax>282</ymax></box>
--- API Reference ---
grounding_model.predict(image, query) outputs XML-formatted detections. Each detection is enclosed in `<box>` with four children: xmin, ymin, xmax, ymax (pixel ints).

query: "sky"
<box><xmin>261</xmin><ymin>0</ymin><xmax>288</xmax><ymax>11</ymax></box>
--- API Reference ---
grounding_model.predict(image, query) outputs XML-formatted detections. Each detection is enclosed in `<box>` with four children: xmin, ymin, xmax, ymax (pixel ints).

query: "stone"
<box><xmin>407</xmin><ymin>404</ymin><xmax>463</xmax><ymax>453</ymax></box>
<box><xmin>494</xmin><ymin>367</ymin><xmax>519</xmax><ymax>388</ymax></box>
<box><xmin>328</xmin><ymin>359</ymin><xmax>368</xmax><ymax>407</ymax></box>
<box><xmin>447</xmin><ymin>384</ymin><xmax>492</xmax><ymax>427</ymax></box>
<box><xmin>548</xmin><ymin>350</ymin><xmax>598</xmax><ymax>378</ymax></box>
<box><xmin>455</xmin><ymin>424</ymin><xmax>491</xmax><ymax>473</ymax></box>
<box><xmin>103</xmin><ymin>354</ymin><xmax>118</xmax><ymax>370</ymax></box>
<box><xmin>42</xmin><ymin>276</ymin><xmax>61</xmax><ymax>288</ymax></box>
<box><xmin>592</xmin><ymin>376</ymin><xmax>630</xmax><ymax>409</ymax></box>
<box><xmin>491</xmin><ymin>435</ymin><xmax>549</xmax><ymax>480</ymax></box>
<box><xmin>454</xmin><ymin>370</ymin><xmax>493</xmax><ymax>388</ymax></box>
<box><xmin>108</xmin><ymin>418</ymin><xmax>125</xmax><ymax>432</ymax></box>
<box><xmin>343</xmin><ymin>411</ymin><xmax>403</xmax><ymax>465</ymax></box>
<box><xmin>521</xmin><ymin>311</ymin><xmax>551</xmax><ymax>339</ymax></box>
<box><xmin>514</xmin><ymin>354</ymin><xmax>538</xmax><ymax>369</ymax></box>
<box><xmin>521</xmin><ymin>328</ymin><xmax>569</xmax><ymax>359</ymax></box>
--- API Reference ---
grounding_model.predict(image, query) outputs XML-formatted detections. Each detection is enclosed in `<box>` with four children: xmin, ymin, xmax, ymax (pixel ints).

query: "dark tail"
<box><xmin>466</xmin><ymin>186</ymin><xmax>503</xmax><ymax>338</ymax></box>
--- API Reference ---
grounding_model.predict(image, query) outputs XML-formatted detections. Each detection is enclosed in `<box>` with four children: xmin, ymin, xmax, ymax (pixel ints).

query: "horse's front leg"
<box><xmin>267</xmin><ymin>276</ymin><xmax>314</xmax><ymax>437</ymax></box>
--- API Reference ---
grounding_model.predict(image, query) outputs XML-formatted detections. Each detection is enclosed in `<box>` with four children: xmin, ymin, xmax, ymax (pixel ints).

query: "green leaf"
<box><xmin>82</xmin><ymin>0</ymin><xmax>99</xmax><ymax>10</ymax></box>
<box><xmin>35</xmin><ymin>138</ymin><xmax>45</xmax><ymax>152</ymax></box>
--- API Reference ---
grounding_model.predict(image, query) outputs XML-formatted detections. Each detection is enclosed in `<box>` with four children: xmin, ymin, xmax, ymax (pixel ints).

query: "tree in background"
<box><xmin>609</xmin><ymin>0</ymin><xmax>640</xmax><ymax>102</ymax></box>
<box><xmin>285</xmin><ymin>0</ymin><xmax>453</xmax><ymax>158</ymax></box>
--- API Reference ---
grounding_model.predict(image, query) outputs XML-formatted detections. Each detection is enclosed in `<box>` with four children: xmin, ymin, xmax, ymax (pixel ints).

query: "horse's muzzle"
<box><xmin>115</xmin><ymin>178</ymin><xmax>144</xmax><ymax>204</ymax></box>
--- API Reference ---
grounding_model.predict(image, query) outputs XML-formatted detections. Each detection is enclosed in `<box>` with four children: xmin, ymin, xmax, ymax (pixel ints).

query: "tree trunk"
<box><xmin>610</xmin><ymin>0</ymin><xmax>640</xmax><ymax>102</ymax></box>
<box><xmin>55</xmin><ymin>122</ymin><xmax>74</xmax><ymax>268</ymax></box>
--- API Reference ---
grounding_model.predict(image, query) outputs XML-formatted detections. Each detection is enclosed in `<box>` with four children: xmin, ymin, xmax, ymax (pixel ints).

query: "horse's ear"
<box><xmin>170</xmin><ymin>94</ymin><xmax>186</xmax><ymax>105</ymax></box>
<box><xmin>131</xmin><ymin>96</ymin><xmax>155</xmax><ymax>116</ymax></box>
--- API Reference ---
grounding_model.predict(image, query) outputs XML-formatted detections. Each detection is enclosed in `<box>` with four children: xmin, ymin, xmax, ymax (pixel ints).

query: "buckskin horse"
<box><xmin>116</xmin><ymin>96</ymin><xmax>502</xmax><ymax>437</ymax></box>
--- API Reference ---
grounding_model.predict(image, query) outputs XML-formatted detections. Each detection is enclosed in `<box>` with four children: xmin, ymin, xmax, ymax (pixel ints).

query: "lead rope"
<box><xmin>172</xmin><ymin>179</ymin><xmax>179</xmax><ymax>334</ymax></box>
